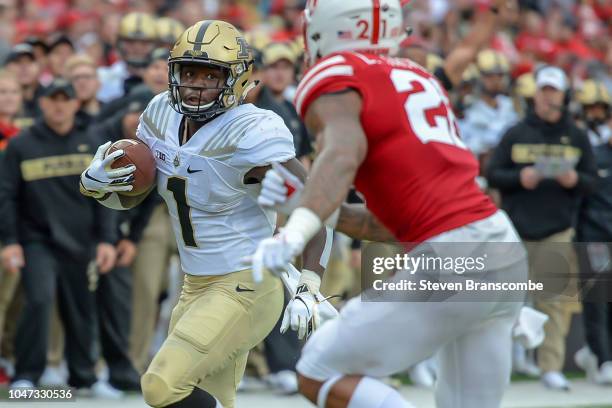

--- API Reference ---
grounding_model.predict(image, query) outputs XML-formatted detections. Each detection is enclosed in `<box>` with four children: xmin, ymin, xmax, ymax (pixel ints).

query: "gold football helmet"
<box><xmin>168</xmin><ymin>20</ymin><xmax>254</xmax><ymax>122</ymax></box>
<box><xmin>578</xmin><ymin>80</ymin><xmax>611</xmax><ymax>107</ymax></box>
<box><xmin>476</xmin><ymin>50</ymin><xmax>510</xmax><ymax>75</ymax></box>
<box><xmin>156</xmin><ymin>17</ymin><xmax>185</xmax><ymax>47</ymax></box>
<box><xmin>515</xmin><ymin>73</ymin><xmax>536</xmax><ymax>99</ymax></box>
<box><xmin>118</xmin><ymin>12</ymin><xmax>158</xmax><ymax>68</ymax></box>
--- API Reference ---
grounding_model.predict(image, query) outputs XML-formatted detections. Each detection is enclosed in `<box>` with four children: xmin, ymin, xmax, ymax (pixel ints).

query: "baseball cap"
<box><xmin>535</xmin><ymin>66</ymin><xmax>569</xmax><ymax>92</ymax></box>
<box><xmin>42</xmin><ymin>79</ymin><xmax>76</xmax><ymax>98</ymax></box>
<box><xmin>262</xmin><ymin>43</ymin><xmax>296</xmax><ymax>66</ymax></box>
<box><xmin>3</xmin><ymin>43</ymin><xmax>35</xmax><ymax>65</ymax></box>
<box><xmin>48</xmin><ymin>34</ymin><xmax>75</xmax><ymax>52</ymax></box>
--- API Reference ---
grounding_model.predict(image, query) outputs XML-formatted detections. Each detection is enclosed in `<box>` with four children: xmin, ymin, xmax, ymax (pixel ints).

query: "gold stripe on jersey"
<box><xmin>21</xmin><ymin>154</ymin><xmax>93</xmax><ymax>181</ymax></box>
<box><xmin>199</xmin><ymin>145</ymin><xmax>238</xmax><ymax>158</ymax></box>
<box><xmin>201</xmin><ymin>113</ymin><xmax>262</xmax><ymax>153</ymax></box>
<box><xmin>160</xmin><ymin>104</ymin><xmax>173</xmax><ymax>137</ymax></box>
<box><xmin>142</xmin><ymin>112</ymin><xmax>164</xmax><ymax>140</ymax></box>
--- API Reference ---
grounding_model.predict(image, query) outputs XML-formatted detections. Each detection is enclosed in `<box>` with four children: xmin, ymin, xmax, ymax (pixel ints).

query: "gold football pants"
<box><xmin>141</xmin><ymin>269</ymin><xmax>283</xmax><ymax>408</ymax></box>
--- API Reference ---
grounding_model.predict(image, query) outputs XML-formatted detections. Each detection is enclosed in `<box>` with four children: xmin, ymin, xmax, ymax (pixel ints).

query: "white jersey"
<box><xmin>137</xmin><ymin>92</ymin><xmax>296</xmax><ymax>275</ymax></box>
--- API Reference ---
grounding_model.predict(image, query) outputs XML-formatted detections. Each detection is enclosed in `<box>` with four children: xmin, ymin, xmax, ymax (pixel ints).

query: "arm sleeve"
<box><xmin>486</xmin><ymin>127</ymin><xmax>523</xmax><ymax>191</ymax></box>
<box><xmin>574</xmin><ymin>129</ymin><xmax>599</xmax><ymax>194</ymax></box>
<box><xmin>230</xmin><ymin>113</ymin><xmax>296</xmax><ymax>169</ymax></box>
<box><xmin>0</xmin><ymin>140</ymin><xmax>22</xmax><ymax>245</ymax></box>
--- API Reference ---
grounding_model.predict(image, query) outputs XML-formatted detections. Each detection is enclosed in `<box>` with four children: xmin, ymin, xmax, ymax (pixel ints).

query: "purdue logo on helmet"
<box><xmin>168</xmin><ymin>20</ymin><xmax>254</xmax><ymax>122</ymax></box>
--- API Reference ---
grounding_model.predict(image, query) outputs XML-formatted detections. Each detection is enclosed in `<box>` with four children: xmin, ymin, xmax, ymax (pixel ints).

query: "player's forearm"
<box><xmin>337</xmin><ymin>204</ymin><xmax>396</xmax><ymax>243</ymax></box>
<box><xmin>300</xmin><ymin>143</ymin><xmax>361</xmax><ymax>221</ymax></box>
<box><xmin>301</xmin><ymin>226</ymin><xmax>333</xmax><ymax>277</ymax></box>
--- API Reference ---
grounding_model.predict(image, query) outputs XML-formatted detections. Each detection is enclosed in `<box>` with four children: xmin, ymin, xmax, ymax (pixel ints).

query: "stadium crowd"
<box><xmin>0</xmin><ymin>0</ymin><xmax>611</xmax><ymax>400</ymax></box>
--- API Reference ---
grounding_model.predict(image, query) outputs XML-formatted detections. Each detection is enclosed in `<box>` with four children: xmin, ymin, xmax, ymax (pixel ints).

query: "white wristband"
<box><xmin>284</xmin><ymin>207</ymin><xmax>323</xmax><ymax>246</ymax></box>
<box><xmin>299</xmin><ymin>269</ymin><xmax>321</xmax><ymax>293</ymax></box>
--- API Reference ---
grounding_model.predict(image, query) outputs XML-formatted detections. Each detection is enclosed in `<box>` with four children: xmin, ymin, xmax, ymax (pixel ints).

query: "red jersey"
<box><xmin>295</xmin><ymin>52</ymin><xmax>497</xmax><ymax>243</ymax></box>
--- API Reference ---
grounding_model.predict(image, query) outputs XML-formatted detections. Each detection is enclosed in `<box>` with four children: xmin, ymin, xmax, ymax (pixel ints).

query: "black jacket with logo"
<box><xmin>487</xmin><ymin>111</ymin><xmax>598</xmax><ymax>240</ymax></box>
<box><xmin>0</xmin><ymin>119</ymin><xmax>117</xmax><ymax>259</ymax></box>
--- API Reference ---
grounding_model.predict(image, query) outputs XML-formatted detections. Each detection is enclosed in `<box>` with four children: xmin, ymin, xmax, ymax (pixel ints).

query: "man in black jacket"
<box><xmin>88</xmin><ymin>93</ymin><xmax>157</xmax><ymax>388</ymax></box>
<box><xmin>488</xmin><ymin>66</ymin><xmax>598</xmax><ymax>390</ymax></box>
<box><xmin>0</xmin><ymin>79</ymin><xmax>120</xmax><ymax>396</ymax></box>
<box><xmin>574</xmin><ymin>80</ymin><xmax>612</xmax><ymax>384</ymax></box>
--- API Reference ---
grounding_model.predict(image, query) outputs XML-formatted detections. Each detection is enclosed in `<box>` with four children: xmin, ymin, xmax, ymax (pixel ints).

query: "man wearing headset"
<box><xmin>487</xmin><ymin>66</ymin><xmax>599</xmax><ymax>390</ymax></box>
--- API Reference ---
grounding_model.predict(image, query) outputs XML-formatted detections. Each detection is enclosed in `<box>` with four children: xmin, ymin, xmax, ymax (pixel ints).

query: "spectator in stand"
<box><xmin>65</xmin><ymin>54</ymin><xmax>103</xmax><ymax>123</ymax></box>
<box><xmin>487</xmin><ymin>66</ymin><xmax>598</xmax><ymax>390</ymax></box>
<box><xmin>97</xmin><ymin>12</ymin><xmax>157</xmax><ymax>103</ymax></box>
<box><xmin>2</xmin><ymin>43</ymin><xmax>43</xmax><ymax>129</ymax></box>
<box><xmin>459</xmin><ymin>50</ymin><xmax>518</xmax><ymax>160</ymax></box>
<box><xmin>574</xmin><ymin>80</ymin><xmax>612</xmax><ymax>386</ymax></box>
<box><xmin>0</xmin><ymin>68</ymin><xmax>22</xmax><ymax>386</ymax></box>
<box><xmin>0</xmin><ymin>79</ymin><xmax>120</xmax><ymax>397</ymax></box>
<box><xmin>47</xmin><ymin>34</ymin><xmax>75</xmax><ymax>80</ymax></box>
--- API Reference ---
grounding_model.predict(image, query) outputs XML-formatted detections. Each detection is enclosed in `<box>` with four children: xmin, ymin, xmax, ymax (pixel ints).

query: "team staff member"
<box><xmin>0</xmin><ymin>79</ymin><xmax>119</xmax><ymax>397</ymax></box>
<box><xmin>488</xmin><ymin>66</ymin><xmax>598</xmax><ymax>390</ymax></box>
<box><xmin>89</xmin><ymin>94</ymin><xmax>157</xmax><ymax>387</ymax></box>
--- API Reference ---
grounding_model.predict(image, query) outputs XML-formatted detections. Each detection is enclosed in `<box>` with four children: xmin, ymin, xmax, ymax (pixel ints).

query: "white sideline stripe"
<box><xmin>295</xmin><ymin>65</ymin><xmax>354</xmax><ymax>115</ymax></box>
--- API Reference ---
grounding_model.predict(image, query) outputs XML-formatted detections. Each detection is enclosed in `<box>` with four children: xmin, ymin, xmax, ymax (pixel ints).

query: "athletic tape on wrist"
<box><xmin>284</xmin><ymin>207</ymin><xmax>323</xmax><ymax>245</ymax></box>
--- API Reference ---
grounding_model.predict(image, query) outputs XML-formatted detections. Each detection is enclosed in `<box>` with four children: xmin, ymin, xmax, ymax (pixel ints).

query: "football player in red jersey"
<box><xmin>249</xmin><ymin>1</ymin><xmax>527</xmax><ymax>407</ymax></box>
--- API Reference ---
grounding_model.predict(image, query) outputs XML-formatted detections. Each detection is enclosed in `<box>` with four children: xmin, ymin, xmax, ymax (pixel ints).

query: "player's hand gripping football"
<box><xmin>258</xmin><ymin>162</ymin><xmax>304</xmax><ymax>215</ymax></box>
<box><xmin>282</xmin><ymin>277</ymin><xmax>321</xmax><ymax>340</ymax></box>
<box><xmin>80</xmin><ymin>141</ymin><xmax>136</xmax><ymax>198</ymax></box>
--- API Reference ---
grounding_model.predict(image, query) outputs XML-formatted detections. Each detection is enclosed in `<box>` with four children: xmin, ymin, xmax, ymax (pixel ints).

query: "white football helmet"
<box><xmin>303</xmin><ymin>0</ymin><xmax>406</xmax><ymax>65</ymax></box>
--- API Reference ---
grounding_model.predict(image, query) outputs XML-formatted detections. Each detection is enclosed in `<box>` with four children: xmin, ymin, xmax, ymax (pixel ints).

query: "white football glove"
<box><xmin>258</xmin><ymin>162</ymin><xmax>304</xmax><ymax>215</ymax></box>
<box><xmin>281</xmin><ymin>270</ymin><xmax>321</xmax><ymax>340</ymax></box>
<box><xmin>249</xmin><ymin>228</ymin><xmax>306</xmax><ymax>283</ymax></box>
<box><xmin>80</xmin><ymin>141</ymin><xmax>136</xmax><ymax>199</ymax></box>
<box><xmin>259</xmin><ymin>162</ymin><xmax>340</xmax><ymax>228</ymax></box>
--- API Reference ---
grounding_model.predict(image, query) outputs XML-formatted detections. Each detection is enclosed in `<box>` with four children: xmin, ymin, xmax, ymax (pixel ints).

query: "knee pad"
<box><xmin>141</xmin><ymin>372</ymin><xmax>172</xmax><ymax>407</ymax></box>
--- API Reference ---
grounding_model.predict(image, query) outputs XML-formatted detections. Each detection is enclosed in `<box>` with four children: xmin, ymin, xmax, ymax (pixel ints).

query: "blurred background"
<box><xmin>0</xmin><ymin>0</ymin><xmax>611</xmax><ymax>407</ymax></box>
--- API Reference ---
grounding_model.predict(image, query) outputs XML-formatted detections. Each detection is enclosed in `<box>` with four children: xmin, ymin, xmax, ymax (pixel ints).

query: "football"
<box><xmin>105</xmin><ymin>138</ymin><xmax>156</xmax><ymax>196</ymax></box>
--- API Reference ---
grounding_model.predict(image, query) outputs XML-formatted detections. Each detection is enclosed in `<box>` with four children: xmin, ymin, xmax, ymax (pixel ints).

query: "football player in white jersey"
<box><xmin>80</xmin><ymin>20</ymin><xmax>331</xmax><ymax>408</ymax></box>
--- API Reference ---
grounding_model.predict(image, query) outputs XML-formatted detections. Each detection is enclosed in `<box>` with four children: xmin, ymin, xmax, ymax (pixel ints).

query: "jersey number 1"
<box><xmin>167</xmin><ymin>177</ymin><xmax>198</xmax><ymax>248</ymax></box>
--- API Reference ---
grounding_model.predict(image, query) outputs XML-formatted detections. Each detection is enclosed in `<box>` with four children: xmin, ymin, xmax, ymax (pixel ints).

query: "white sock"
<box><xmin>347</xmin><ymin>377</ymin><xmax>413</xmax><ymax>408</ymax></box>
